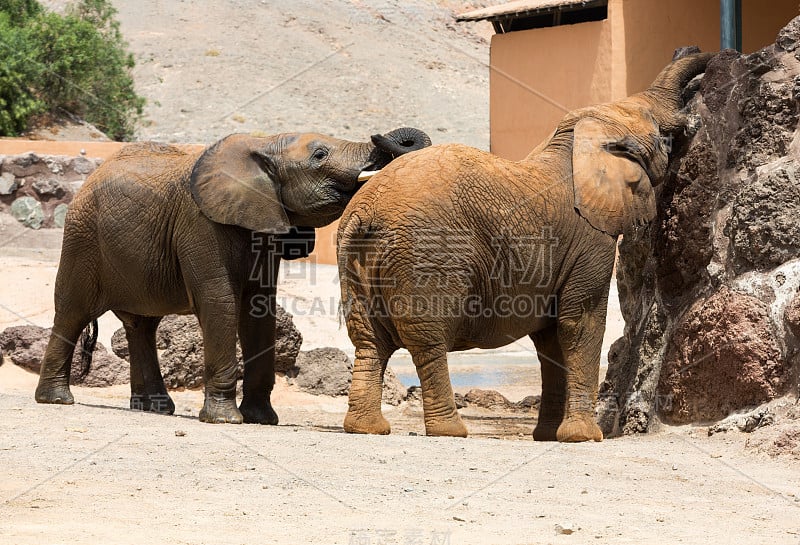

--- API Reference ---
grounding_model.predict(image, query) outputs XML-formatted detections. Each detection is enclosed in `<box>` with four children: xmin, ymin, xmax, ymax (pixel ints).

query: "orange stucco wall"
<box><xmin>0</xmin><ymin>139</ymin><xmax>340</xmax><ymax>265</ymax></box>
<box><xmin>489</xmin><ymin>0</ymin><xmax>799</xmax><ymax>161</ymax></box>
<box><xmin>0</xmin><ymin>139</ymin><xmax>131</xmax><ymax>159</ymax></box>
<box><xmin>310</xmin><ymin>222</ymin><xmax>339</xmax><ymax>266</ymax></box>
<box><xmin>490</xmin><ymin>19</ymin><xmax>613</xmax><ymax>160</ymax></box>
<box><xmin>742</xmin><ymin>0</ymin><xmax>800</xmax><ymax>53</ymax></box>
<box><xmin>621</xmin><ymin>0</ymin><xmax>798</xmax><ymax>95</ymax></box>
<box><xmin>620</xmin><ymin>0</ymin><xmax>720</xmax><ymax>95</ymax></box>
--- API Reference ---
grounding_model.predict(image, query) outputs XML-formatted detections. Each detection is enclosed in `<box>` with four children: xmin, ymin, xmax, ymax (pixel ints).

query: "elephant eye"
<box><xmin>312</xmin><ymin>148</ymin><xmax>329</xmax><ymax>161</ymax></box>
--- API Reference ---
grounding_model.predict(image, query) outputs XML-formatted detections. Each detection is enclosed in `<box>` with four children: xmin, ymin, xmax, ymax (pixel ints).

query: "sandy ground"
<box><xmin>2</xmin><ymin>364</ymin><xmax>800</xmax><ymax>545</ymax></box>
<box><xmin>2</xmin><ymin>227</ymin><xmax>800</xmax><ymax>544</ymax></box>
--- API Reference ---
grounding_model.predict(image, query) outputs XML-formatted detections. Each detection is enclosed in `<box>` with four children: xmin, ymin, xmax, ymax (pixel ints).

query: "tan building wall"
<box><xmin>620</xmin><ymin>0</ymin><xmax>720</xmax><ymax>95</ymax></box>
<box><xmin>490</xmin><ymin>19</ymin><xmax>613</xmax><ymax>160</ymax></box>
<box><xmin>489</xmin><ymin>0</ymin><xmax>799</xmax><ymax>160</ymax></box>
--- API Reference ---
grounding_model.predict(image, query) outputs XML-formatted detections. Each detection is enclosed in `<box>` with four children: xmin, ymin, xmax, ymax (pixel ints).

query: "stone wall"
<box><xmin>0</xmin><ymin>152</ymin><xmax>101</xmax><ymax>229</ymax></box>
<box><xmin>598</xmin><ymin>18</ymin><xmax>800</xmax><ymax>436</ymax></box>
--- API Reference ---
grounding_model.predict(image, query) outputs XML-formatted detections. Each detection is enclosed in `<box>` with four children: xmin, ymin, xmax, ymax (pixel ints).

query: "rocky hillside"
<box><xmin>43</xmin><ymin>0</ymin><xmax>502</xmax><ymax>148</ymax></box>
<box><xmin>599</xmin><ymin>18</ymin><xmax>800</xmax><ymax>436</ymax></box>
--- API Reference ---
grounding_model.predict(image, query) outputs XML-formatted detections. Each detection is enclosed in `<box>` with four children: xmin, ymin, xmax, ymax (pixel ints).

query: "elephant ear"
<box><xmin>572</xmin><ymin>117</ymin><xmax>661</xmax><ymax>237</ymax></box>
<box><xmin>189</xmin><ymin>134</ymin><xmax>291</xmax><ymax>233</ymax></box>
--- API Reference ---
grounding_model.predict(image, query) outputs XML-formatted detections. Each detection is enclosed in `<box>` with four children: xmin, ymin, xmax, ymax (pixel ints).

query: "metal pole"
<box><xmin>720</xmin><ymin>0</ymin><xmax>742</xmax><ymax>51</ymax></box>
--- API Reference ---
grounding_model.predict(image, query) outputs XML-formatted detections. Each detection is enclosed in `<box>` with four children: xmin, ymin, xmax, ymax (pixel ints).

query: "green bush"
<box><xmin>0</xmin><ymin>12</ymin><xmax>43</xmax><ymax>135</ymax></box>
<box><xmin>0</xmin><ymin>0</ymin><xmax>144</xmax><ymax>140</ymax></box>
<box><xmin>0</xmin><ymin>0</ymin><xmax>41</xmax><ymax>26</ymax></box>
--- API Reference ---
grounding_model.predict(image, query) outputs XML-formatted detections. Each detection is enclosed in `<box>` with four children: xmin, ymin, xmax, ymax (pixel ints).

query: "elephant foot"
<box><xmin>239</xmin><ymin>398</ymin><xmax>279</xmax><ymax>425</ymax></box>
<box><xmin>35</xmin><ymin>382</ymin><xmax>74</xmax><ymax>405</ymax></box>
<box><xmin>199</xmin><ymin>394</ymin><xmax>243</xmax><ymax>424</ymax></box>
<box><xmin>532</xmin><ymin>420</ymin><xmax>560</xmax><ymax>441</ymax></box>
<box><xmin>556</xmin><ymin>415</ymin><xmax>603</xmax><ymax>442</ymax></box>
<box><xmin>130</xmin><ymin>392</ymin><xmax>175</xmax><ymax>415</ymax></box>
<box><xmin>424</xmin><ymin>414</ymin><xmax>468</xmax><ymax>438</ymax></box>
<box><xmin>343</xmin><ymin>410</ymin><xmax>391</xmax><ymax>435</ymax></box>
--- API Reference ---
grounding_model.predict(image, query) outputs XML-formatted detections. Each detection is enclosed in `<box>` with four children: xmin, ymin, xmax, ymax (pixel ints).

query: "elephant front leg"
<box><xmin>196</xmin><ymin>301</ymin><xmax>243</xmax><ymax>424</ymax></box>
<box><xmin>530</xmin><ymin>326</ymin><xmax>566</xmax><ymax>441</ymax></box>
<box><xmin>343</xmin><ymin>346</ymin><xmax>392</xmax><ymax>435</ymax></box>
<box><xmin>553</xmin><ymin>296</ymin><xmax>607</xmax><ymax>443</ymax></box>
<box><xmin>238</xmin><ymin>288</ymin><xmax>279</xmax><ymax>425</ymax></box>
<box><xmin>411</xmin><ymin>345</ymin><xmax>467</xmax><ymax>438</ymax></box>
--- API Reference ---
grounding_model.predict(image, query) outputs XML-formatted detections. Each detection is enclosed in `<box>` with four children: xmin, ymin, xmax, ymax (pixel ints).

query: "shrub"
<box><xmin>0</xmin><ymin>0</ymin><xmax>41</xmax><ymax>26</ymax></box>
<box><xmin>0</xmin><ymin>12</ymin><xmax>43</xmax><ymax>135</ymax></box>
<box><xmin>0</xmin><ymin>0</ymin><xmax>144</xmax><ymax>140</ymax></box>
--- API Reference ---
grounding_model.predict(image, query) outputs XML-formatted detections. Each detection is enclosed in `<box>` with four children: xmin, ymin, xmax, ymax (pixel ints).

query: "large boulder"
<box><xmin>657</xmin><ymin>288</ymin><xmax>788</xmax><ymax>423</ymax></box>
<box><xmin>154</xmin><ymin>315</ymin><xmax>208</xmax><ymax>390</ymax></box>
<box><xmin>287</xmin><ymin>347</ymin><xmax>407</xmax><ymax>405</ymax></box>
<box><xmin>463</xmin><ymin>388</ymin><xmax>515</xmax><ymax>410</ymax></box>
<box><xmin>111</xmin><ymin>307</ymin><xmax>303</xmax><ymax>389</ymax></box>
<box><xmin>599</xmin><ymin>22</ymin><xmax>800</xmax><ymax>435</ymax></box>
<box><xmin>289</xmin><ymin>347</ymin><xmax>351</xmax><ymax>397</ymax></box>
<box><xmin>0</xmin><ymin>325</ymin><xmax>128</xmax><ymax>386</ymax></box>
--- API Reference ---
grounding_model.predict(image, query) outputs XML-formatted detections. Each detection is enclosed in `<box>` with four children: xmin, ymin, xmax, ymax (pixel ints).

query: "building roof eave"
<box><xmin>456</xmin><ymin>0</ymin><xmax>606</xmax><ymax>23</ymax></box>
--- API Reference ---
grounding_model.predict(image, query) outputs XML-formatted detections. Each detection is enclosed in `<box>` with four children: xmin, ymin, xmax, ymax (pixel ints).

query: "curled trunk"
<box><xmin>369</xmin><ymin>127</ymin><xmax>432</xmax><ymax>164</ymax></box>
<box><xmin>644</xmin><ymin>52</ymin><xmax>715</xmax><ymax>132</ymax></box>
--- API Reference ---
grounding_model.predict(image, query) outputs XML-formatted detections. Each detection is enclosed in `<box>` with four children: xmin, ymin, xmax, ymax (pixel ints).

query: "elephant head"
<box><xmin>188</xmin><ymin>127</ymin><xmax>431</xmax><ymax>234</ymax></box>
<box><xmin>561</xmin><ymin>52</ymin><xmax>713</xmax><ymax>236</ymax></box>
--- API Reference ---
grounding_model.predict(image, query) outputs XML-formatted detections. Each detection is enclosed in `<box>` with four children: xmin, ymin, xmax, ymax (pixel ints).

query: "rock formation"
<box><xmin>0</xmin><ymin>153</ymin><xmax>101</xmax><ymax>228</ymax></box>
<box><xmin>599</xmin><ymin>19</ymin><xmax>800</xmax><ymax>435</ymax></box>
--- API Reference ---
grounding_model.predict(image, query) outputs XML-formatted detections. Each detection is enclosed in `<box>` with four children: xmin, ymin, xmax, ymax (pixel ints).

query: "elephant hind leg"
<box><xmin>343</xmin><ymin>344</ymin><xmax>394</xmax><ymax>435</ymax></box>
<box><xmin>116</xmin><ymin>312</ymin><xmax>174</xmax><ymax>415</ymax></box>
<box><xmin>409</xmin><ymin>344</ymin><xmax>467</xmax><ymax>438</ymax></box>
<box><xmin>342</xmin><ymin>288</ymin><xmax>397</xmax><ymax>434</ymax></box>
<box><xmin>35</xmin><ymin>312</ymin><xmax>99</xmax><ymax>405</ymax></box>
<box><xmin>530</xmin><ymin>325</ymin><xmax>567</xmax><ymax>441</ymax></box>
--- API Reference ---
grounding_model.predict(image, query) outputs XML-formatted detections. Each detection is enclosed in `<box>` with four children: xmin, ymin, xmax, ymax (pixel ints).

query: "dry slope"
<box><xmin>49</xmin><ymin>0</ymin><xmax>504</xmax><ymax>147</ymax></box>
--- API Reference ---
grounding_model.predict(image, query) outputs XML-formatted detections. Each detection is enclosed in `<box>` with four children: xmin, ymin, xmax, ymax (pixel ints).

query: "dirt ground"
<box><xmin>2</xmin><ymin>363</ymin><xmax>800</xmax><ymax>545</ymax></box>
<box><xmin>2</xmin><ymin>231</ymin><xmax>800</xmax><ymax>544</ymax></box>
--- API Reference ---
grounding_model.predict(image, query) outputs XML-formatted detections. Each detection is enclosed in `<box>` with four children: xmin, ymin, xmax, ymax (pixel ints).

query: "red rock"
<box><xmin>658</xmin><ymin>288</ymin><xmax>789</xmax><ymax>424</ymax></box>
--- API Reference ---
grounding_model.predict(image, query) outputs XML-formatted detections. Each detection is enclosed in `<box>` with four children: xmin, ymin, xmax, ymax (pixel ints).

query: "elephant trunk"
<box><xmin>367</xmin><ymin>127</ymin><xmax>432</xmax><ymax>166</ymax></box>
<box><xmin>643</xmin><ymin>51</ymin><xmax>715</xmax><ymax>132</ymax></box>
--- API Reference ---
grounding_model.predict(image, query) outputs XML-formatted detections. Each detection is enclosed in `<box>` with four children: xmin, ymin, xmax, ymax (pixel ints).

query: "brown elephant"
<box><xmin>34</xmin><ymin>127</ymin><xmax>431</xmax><ymax>424</ymax></box>
<box><xmin>337</xmin><ymin>53</ymin><xmax>713</xmax><ymax>441</ymax></box>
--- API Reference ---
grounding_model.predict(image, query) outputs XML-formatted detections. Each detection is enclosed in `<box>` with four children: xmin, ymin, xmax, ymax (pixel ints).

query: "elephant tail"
<box><xmin>76</xmin><ymin>319</ymin><xmax>99</xmax><ymax>379</ymax></box>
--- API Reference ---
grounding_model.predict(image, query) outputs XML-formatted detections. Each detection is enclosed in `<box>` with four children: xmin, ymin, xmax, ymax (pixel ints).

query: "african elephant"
<box><xmin>34</xmin><ymin>127</ymin><xmax>431</xmax><ymax>424</ymax></box>
<box><xmin>337</xmin><ymin>53</ymin><xmax>713</xmax><ymax>441</ymax></box>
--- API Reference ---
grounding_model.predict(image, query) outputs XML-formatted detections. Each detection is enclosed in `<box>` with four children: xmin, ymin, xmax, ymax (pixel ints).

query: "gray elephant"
<box><xmin>34</xmin><ymin>127</ymin><xmax>431</xmax><ymax>424</ymax></box>
<box><xmin>337</xmin><ymin>53</ymin><xmax>713</xmax><ymax>441</ymax></box>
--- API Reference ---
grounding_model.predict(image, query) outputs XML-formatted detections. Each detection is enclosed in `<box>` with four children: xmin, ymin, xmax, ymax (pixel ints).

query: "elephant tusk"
<box><xmin>358</xmin><ymin>170</ymin><xmax>381</xmax><ymax>182</ymax></box>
